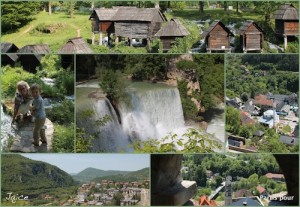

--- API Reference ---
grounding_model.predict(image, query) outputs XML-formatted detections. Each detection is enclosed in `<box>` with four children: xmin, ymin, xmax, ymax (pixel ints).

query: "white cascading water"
<box><xmin>79</xmin><ymin>98</ymin><xmax>132</xmax><ymax>152</ymax></box>
<box><xmin>1</xmin><ymin>105</ymin><xmax>15</xmax><ymax>149</ymax></box>
<box><xmin>120</xmin><ymin>88</ymin><xmax>186</xmax><ymax>140</ymax></box>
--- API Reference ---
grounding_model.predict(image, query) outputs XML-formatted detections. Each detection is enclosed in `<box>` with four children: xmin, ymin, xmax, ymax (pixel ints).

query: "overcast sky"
<box><xmin>22</xmin><ymin>154</ymin><xmax>149</xmax><ymax>174</ymax></box>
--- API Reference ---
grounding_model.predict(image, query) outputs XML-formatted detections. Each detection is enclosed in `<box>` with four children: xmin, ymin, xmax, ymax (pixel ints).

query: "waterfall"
<box><xmin>1</xmin><ymin>105</ymin><xmax>15</xmax><ymax>149</ymax></box>
<box><xmin>78</xmin><ymin>98</ymin><xmax>132</xmax><ymax>152</ymax></box>
<box><xmin>120</xmin><ymin>88</ymin><xmax>185</xmax><ymax>140</ymax></box>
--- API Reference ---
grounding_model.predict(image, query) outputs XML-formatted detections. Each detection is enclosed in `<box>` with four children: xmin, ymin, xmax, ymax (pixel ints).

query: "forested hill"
<box><xmin>1</xmin><ymin>154</ymin><xmax>77</xmax><ymax>198</ymax></box>
<box><xmin>72</xmin><ymin>167</ymin><xmax>131</xmax><ymax>183</ymax></box>
<box><xmin>91</xmin><ymin>168</ymin><xmax>150</xmax><ymax>183</ymax></box>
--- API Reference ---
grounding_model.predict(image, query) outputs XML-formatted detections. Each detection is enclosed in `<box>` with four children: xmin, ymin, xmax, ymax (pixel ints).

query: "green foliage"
<box><xmin>124</xmin><ymin>55</ymin><xmax>167</xmax><ymax>81</ymax></box>
<box><xmin>171</xmin><ymin>1</ymin><xmax>187</xmax><ymax>10</ymax></box>
<box><xmin>177</xmin><ymin>80</ymin><xmax>201</xmax><ymax>121</ymax></box>
<box><xmin>150</xmin><ymin>38</ymin><xmax>163</xmax><ymax>53</ymax></box>
<box><xmin>168</xmin><ymin>21</ymin><xmax>200</xmax><ymax>53</ymax></box>
<box><xmin>176</xmin><ymin>60</ymin><xmax>199</xmax><ymax>71</ymax></box>
<box><xmin>38</xmin><ymin>55</ymin><xmax>61</xmax><ymax>78</ymax></box>
<box><xmin>112</xmin><ymin>42</ymin><xmax>148</xmax><ymax>54</ymax></box>
<box><xmin>98</xmin><ymin>69</ymin><xmax>129</xmax><ymax>105</ymax></box>
<box><xmin>226</xmin><ymin>107</ymin><xmax>240</xmax><ymax>134</ymax></box>
<box><xmin>54</xmin><ymin>69</ymin><xmax>75</xmax><ymax>95</ymax></box>
<box><xmin>91</xmin><ymin>168</ymin><xmax>150</xmax><ymax>183</ymax></box>
<box><xmin>76</xmin><ymin>127</ymin><xmax>94</xmax><ymax>153</ymax></box>
<box><xmin>133</xmin><ymin>128</ymin><xmax>221</xmax><ymax>153</ymax></box>
<box><xmin>1</xmin><ymin>154</ymin><xmax>77</xmax><ymax>203</ymax></box>
<box><xmin>1</xmin><ymin>2</ymin><xmax>41</xmax><ymax>33</ymax></box>
<box><xmin>90</xmin><ymin>45</ymin><xmax>110</xmax><ymax>53</ymax></box>
<box><xmin>52</xmin><ymin>123</ymin><xmax>75</xmax><ymax>153</ymax></box>
<box><xmin>47</xmin><ymin>100</ymin><xmax>74</xmax><ymax>125</ymax></box>
<box><xmin>197</xmin><ymin>188</ymin><xmax>211</xmax><ymax>197</ymax></box>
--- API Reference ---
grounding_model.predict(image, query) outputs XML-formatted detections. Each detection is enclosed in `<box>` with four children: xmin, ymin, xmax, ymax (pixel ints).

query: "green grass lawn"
<box><xmin>1</xmin><ymin>11</ymin><xmax>92</xmax><ymax>52</ymax></box>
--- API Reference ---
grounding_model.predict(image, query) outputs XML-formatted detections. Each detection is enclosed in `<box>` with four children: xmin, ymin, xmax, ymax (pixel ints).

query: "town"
<box><xmin>61</xmin><ymin>180</ymin><xmax>150</xmax><ymax>206</ymax></box>
<box><xmin>226</xmin><ymin>54</ymin><xmax>299</xmax><ymax>153</ymax></box>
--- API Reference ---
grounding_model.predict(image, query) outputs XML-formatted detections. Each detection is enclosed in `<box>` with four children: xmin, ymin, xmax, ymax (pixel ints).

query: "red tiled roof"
<box><xmin>240</xmin><ymin>111</ymin><xmax>255</xmax><ymax>125</ymax></box>
<box><xmin>256</xmin><ymin>185</ymin><xmax>266</xmax><ymax>194</ymax></box>
<box><xmin>199</xmin><ymin>195</ymin><xmax>217</xmax><ymax>206</ymax></box>
<box><xmin>254</xmin><ymin>94</ymin><xmax>273</xmax><ymax>107</ymax></box>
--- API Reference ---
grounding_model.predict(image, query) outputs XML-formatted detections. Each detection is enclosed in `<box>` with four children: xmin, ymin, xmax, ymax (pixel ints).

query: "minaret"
<box><xmin>225</xmin><ymin>176</ymin><xmax>232</xmax><ymax>205</ymax></box>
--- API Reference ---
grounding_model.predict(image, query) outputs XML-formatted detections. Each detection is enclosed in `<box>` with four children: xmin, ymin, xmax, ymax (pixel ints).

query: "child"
<box><xmin>12</xmin><ymin>81</ymin><xmax>33</xmax><ymax>125</ymax></box>
<box><xmin>30</xmin><ymin>84</ymin><xmax>47</xmax><ymax>146</ymax></box>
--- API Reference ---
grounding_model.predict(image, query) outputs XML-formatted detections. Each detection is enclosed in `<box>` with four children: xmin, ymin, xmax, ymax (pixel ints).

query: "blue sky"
<box><xmin>22</xmin><ymin>154</ymin><xmax>149</xmax><ymax>174</ymax></box>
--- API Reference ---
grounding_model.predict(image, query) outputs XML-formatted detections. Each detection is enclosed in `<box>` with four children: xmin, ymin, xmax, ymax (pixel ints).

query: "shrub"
<box><xmin>52</xmin><ymin>123</ymin><xmax>75</xmax><ymax>152</ymax></box>
<box><xmin>47</xmin><ymin>100</ymin><xmax>74</xmax><ymax>125</ymax></box>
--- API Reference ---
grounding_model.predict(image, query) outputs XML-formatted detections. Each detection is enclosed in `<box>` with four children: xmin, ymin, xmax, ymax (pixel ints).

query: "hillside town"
<box><xmin>60</xmin><ymin>180</ymin><xmax>150</xmax><ymax>206</ymax></box>
<box><xmin>226</xmin><ymin>91</ymin><xmax>299</xmax><ymax>152</ymax></box>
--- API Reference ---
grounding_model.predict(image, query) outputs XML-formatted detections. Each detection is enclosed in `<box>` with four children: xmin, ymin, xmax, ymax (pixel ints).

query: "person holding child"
<box><xmin>30</xmin><ymin>84</ymin><xmax>47</xmax><ymax>146</ymax></box>
<box><xmin>12</xmin><ymin>81</ymin><xmax>33</xmax><ymax>125</ymax></box>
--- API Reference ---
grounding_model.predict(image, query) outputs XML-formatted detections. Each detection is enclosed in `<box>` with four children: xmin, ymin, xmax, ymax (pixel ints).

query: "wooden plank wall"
<box><xmin>209</xmin><ymin>24</ymin><xmax>230</xmax><ymax>48</ymax></box>
<box><xmin>284</xmin><ymin>21</ymin><xmax>299</xmax><ymax>35</ymax></box>
<box><xmin>246</xmin><ymin>34</ymin><xmax>261</xmax><ymax>49</ymax></box>
<box><xmin>115</xmin><ymin>22</ymin><xmax>150</xmax><ymax>38</ymax></box>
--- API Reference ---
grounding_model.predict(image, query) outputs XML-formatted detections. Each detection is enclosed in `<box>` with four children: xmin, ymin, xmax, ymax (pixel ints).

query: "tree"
<box><xmin>1</xmin><ymin>2</ymin><xmax>41</xmax><ymax>33</ymax></box>
<box><xmin>226</xmin><ymin>107</ymin><xmax>240</xmax><ymax>134</ymax></box>
<box><xmin>254</xmin><ymin>2</ymin><xmax>281</xmax><ymax>25</ymax></box>
<box><xmin>63</xmin><ymin>1</ymin><xmax>75</xmax><ymax>18</ymax></box>
<box><xmin>199</xmin><ymin>1</ymin><xmax>204</xmax><ymax>13</ymax></box>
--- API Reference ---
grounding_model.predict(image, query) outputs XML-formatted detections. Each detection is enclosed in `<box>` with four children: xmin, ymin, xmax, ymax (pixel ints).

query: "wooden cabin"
<box><xmin>154</xmin><ymin>18</ymin><xmax>190</xmax><ymax>52</ymax></box>
<box><xmin>17</xmin><ymin>44</ymin><xmax>51</xmax><ymax>73</ymax></box>
<box><xmin>202</xmin><ymin>20</ymin><xmax>234</xmax><ymax>53</ymax></box>
<box><xmin>238</xmin><ymin>21</ymin><xmax>264</xmax><ymax>53</ymax></box>
<box><xmin>58</xmin><ymin>37</ymin><xmax>92</xmax><ymax>69</ymax></box>
<box><xmin>89</xmin><ymin>8</ymin><xmax>117</xmax><ymax>45</ymax></box>
<box><xmin>1</xmin><ymin>42</ymin><xmax>19</xmax><ymax>66</ymax></box>
<box><xmin>90</xmin><ymin>7</ymin><xmax>166</xmax><ymax>46</ymax></box>
<box><xmin>274</xmin><ymin>3</ymin><xmax>299</xmax><ymax>49</ymax></box>
<box><xmin>58</xmin><ymin>37</ymin><xmax>93</xmax><ymax>54</ymax></box>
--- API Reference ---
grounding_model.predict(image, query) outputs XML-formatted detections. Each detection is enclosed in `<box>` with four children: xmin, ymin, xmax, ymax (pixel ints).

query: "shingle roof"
<box><xmin>89</xmin><ymin>8</ymin><xmax>118</xmax><ymax>21</ymax></box>
<box><xmin>90</xmin><ymin>7</ymin><xmax>166</xmax><ymax>22</ymax></box>
<box><xmin>202</xmin><ymin>20</ymin><xmax>234</xmax><ymax>38</ymax></box>
<box><xmin>274</xmin><ymin>3</ymin><xmax>299</xmax><ymax>20</ymax></box>
<box><xmin>112</xmin><ymin>7</ymin><xmax>166</xmax><ymax>22</ymax></box>
<box><xmin>155</xmin><ymin>18</ymin><xmax>189</xmax><ymax>37</ymax></box>
<box><xmin>57</xmin><ymin>37</ymin><xmax>93</xmax><ymax>54</ymax></box>
<box><xmin>17</xmin><ymin>44</ymin><xmax>51</xmax><ymax>54</ymax></box>
<box><xmin>238</xmin><ymin>20</ymin><xmax>264</xmax><ymax>35</ymax></box>
<box><xmin>1</xmin><ymin>42</ymin><xmax>19</xmax><ymax>53</ymax></box>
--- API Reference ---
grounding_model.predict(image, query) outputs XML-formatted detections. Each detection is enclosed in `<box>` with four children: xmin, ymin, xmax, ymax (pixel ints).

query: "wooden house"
<box><xmin>1</xmin><ymin>42</ymin><xmax>19</xmax><ymax>66</ymax></box>
<box><xmin>238</xmin><ymin>21</ymin><xmax>264</xmax><ymax>53</ymax></box>
<box><xmin>58</xmin><ymin>37</ymin><xmax>93</xmax><ymax>54</ymax></box>
<box><xmin>90</xmin><ymin>7</ymin><xmax>166</xmax><ymax>46</ymax></box>
<box><xmin>89</xmin><ymin>8</ymin><xmax>118</xmax><ymax>45</ymax></box>
<box><xmin>202</xmin><ymin>20</ymin><xmax>234</xmax><ymax>53</ymax></box>
<box><xmin>58</xmin><ymin>37</ymin><xmax>92</xmax><ymax>69</ymax></box>
<box><xmin>112</xmin><ymin>7</ymin><xmax>167</xmax><ymax>46</ymax></box>
<box><xmin>274</xmin><ymin>3</ymin><xmax>299</xmax><ymax>49</ymax></box>
<box><xmin>154</xmin><ymin>18</ymin><xmax>189</xmax><ymax>51</ymax></box>
<box><xmin>17</xmin><ymin>44</ymin><xmax>51</xmax><ymax>73</ymax></box>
